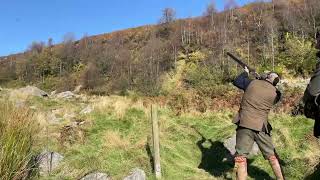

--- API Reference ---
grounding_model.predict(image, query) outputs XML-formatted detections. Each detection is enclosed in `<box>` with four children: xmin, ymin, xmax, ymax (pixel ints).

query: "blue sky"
<box><xmin>0</xmin><ymin>0</ymin><xmax>258</xmax><ymax>56</ymax></box>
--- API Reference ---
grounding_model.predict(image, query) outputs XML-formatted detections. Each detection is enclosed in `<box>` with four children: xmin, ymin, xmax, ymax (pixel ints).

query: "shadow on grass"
<box><xmin>305</xmin><ymin>163</ymin><xmax>320</xmax><ymax>180</ymax></box>
<box><xmin>145</xmin><ymin>143</ymin><xmax>154</xmax><ymax>171</ymax></box>
<box><xmin>197</xmin><ymin>138</ymin><xmax>274</xmax><ymax>180</ymax></box>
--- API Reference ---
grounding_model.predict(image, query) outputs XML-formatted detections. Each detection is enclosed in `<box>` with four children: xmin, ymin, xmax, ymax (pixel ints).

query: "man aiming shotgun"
<box><xmin>228</xmin><ymin>53</ymin><xmax>284</xmax><ymax>180</ymax></box>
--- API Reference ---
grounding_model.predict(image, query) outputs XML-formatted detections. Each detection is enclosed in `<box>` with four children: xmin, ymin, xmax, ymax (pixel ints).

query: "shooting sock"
<box><xmin>268</xmin><ymin>155</ymin><xmax>284</xmax><ymax>180</ymax></box>
<box><xmin>234</xmin><ymin>156</ymin><xmax>247</xmax><ymax>180</ymax></box>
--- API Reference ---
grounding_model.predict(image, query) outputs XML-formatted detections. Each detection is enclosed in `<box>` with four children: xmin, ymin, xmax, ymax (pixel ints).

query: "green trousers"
<box><xmin>235</xmin><ymin>127</ymin><xmax>275</xmax><ymax>159</ymax></box>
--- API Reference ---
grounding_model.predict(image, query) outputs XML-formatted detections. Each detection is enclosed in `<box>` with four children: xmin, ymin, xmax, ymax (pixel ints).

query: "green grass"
<box><xmin>3</xmin><ymin>93</ymin><xmax>319</xmax><ymax>180</ymax></box>
<box><xmin>0</xmin><ymin>101</ymin><xmax>38</xmax><ymax>180</ymax></box>
<box><xmin>49</xmin><ymin>107</ymin><xmax>320</xmax><ymax>180</ymax></box>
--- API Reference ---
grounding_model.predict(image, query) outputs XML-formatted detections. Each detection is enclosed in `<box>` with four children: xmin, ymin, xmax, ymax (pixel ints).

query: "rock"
<box><xmin>223</xmin><ymin>134</ymin><xmax>260</xmax><ymax>156</ymax></box>
<box><xmin>47</xmin><ymin>113</ymin><xmax>62</xmax><ymax>124</ymax></box>
<box><xmin>56</xmin><ymin>91</ymin><xmax>75</xmax><ymax>99</ymax></box>
<box><xmin>81</xmin><ymin>172</ymin><xmax>110</xmax><ymax>180</ymax></box>
<box><xmin>37</xmin><ymin>151</ymin><xmax>64</xmax><ymax>176</ymax></box>
<box><xmin>80</xmin><ymin>106</ymin><xmax>93</xmax><ymax>114</ymax></box>
<box><xmin>73</xmin><ymin>85</ymin><xmax>83</xmax><ymax>93</ymax></box>
<box><xmin>63</xmin><ymin>112</ymin><xmax>76</xmax><ymax>119</ymax></box>
<box><xmin>123</xmin><ymin>168</ymin><xmax>146</xmax><ymax>180</ymax></box>
<box><xmin>51</xmin><ymin>90</ymin><xmax>57</xmax><ymax>96</ymax></box>
<box><xmin>16</xmin><ymin>86</ymin><xmax>48</xmax><ymax>97</ymax></box>
<box><xmin>72</xmin><ymin>119</ymin><xmax>86</xmax><ymax>126</ymax></box>
<box><xmin>15</xmin><ymin>99</ymin><xmax>26</xmax><ymax>108</ymax></box>
<box><xmin>30</xmin><ymin>105</ymin><xmax>37</xmax><ymax>110</ymax></box>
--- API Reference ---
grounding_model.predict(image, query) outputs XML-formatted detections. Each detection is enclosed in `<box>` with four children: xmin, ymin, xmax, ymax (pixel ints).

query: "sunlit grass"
<box><xmin>3</xmin><ymin>92</ymin><xmax>319</xmax><ymax>179</ymax></box>
<box><xmin>0</xmin><ymin>101</ymin><xmax>38</xmax><ymax>180</ymax></box>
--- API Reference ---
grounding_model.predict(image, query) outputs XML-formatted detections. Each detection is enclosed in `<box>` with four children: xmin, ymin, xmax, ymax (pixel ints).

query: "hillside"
<box><xmin>1</xmin><ymin>0</ymin><xmax>320</xmax><ymax>179</ymax></box>
<box><xmin>1</xmin><ymin>86</ymin><xmax>320</xmax><ymax>179</ymax></box>
<box><xmin>0</xmin><ymin>0</ymin><xmax>319</xmax><ymax>97</ymax></box>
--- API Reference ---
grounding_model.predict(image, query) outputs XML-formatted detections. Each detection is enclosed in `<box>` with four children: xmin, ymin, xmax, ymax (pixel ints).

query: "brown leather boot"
<box><xmin>234</xmin><ymin>156</ymin><xmax>247</xmax><ymax>180</ymax></box>
<box><xmin>268</xmin><ymin>155</ymin><xmax>284</xmax><ymax>180</ymax></box>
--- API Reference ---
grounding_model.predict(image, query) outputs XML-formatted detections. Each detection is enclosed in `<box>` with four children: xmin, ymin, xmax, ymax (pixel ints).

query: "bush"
<box><xmin>168</xmin><ymin>90</ymin><xmax>190</xmax><ymax>115</ymax></box>
<box><xmin>277</xmin><ymin>33</ymin><xmax>317</xmax><ymax>76</ymax></box>
<box><xmin>184</xmin><ymin>65</ymin><xmax>235</xmax><ymax>97</ymax></box>
<box><xmin>38</xmin><ymin>76</ymin><xmax>60</xmax><ymax>91</ymax></box>
<box><xmin>0</xmin><ymin>101</ymin><xmax>38</xmax><ymax>180</ymax></box>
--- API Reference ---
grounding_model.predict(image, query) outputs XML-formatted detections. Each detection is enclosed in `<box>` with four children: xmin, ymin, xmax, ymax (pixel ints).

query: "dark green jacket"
<box><xmin>303</xmin><ymin>64</ymin><xmax>320</xmax><ymax>116</ymax></box>
<box><xmin>233</xmin><ymin>73</ymin><xmax>280</xmax><ymax>132</ymax></box>
<box><xmin>306</xmin><ymin>68</ymin><xmax>320</xmax><ymax>97</ymax></box>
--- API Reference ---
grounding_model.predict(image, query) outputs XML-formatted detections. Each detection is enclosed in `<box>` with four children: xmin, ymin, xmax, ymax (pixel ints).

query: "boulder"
<box><xmin>37</xmin><ymin>151</ymin><xmax>64</xmax><ymax>176</ymax></box>
<box><xmin>16</xmin><ymin>86</ymin><xmax>48</xmax><ymax>97</ymax></box>
<box><xmin>81</xmin><ymin>172</ymin><xmax>110</xmax><ymax>180</ymax></box>
<box><xmin>123</xmin><ymin>168</ymin><xmax>146</xmax><ymax>180</ymax></box>
<box><xmin>223</xmin><ymin>134</ymin><xmax>260</xmax><ymax>156</ymax></box>
<box><xmin>80</xmin><ymin>106</ymin><xmax>93</xmax><ymax>114</ymax></box>
<box><xmin>56</xmin><ymin>91</ymin><xmax>75</xmax><ymax>99</ymax></box>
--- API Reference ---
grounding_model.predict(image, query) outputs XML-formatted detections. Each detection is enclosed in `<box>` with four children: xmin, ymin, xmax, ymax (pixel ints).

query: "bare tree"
<box><xmin>203</xmin><ymin>1</ymin><xmax>217</xmax><ymax>29</ymax></box>
<box><xmin>160</xmin><ymin>8</ymin><xmax>176</xmax><ymax>24</ymax></box>
<box><xmin>63</xmin><ymin>32</ymin><xmax>75</xmax><ymax>43</ymax></box>
<box><xmin>204</xmin><ymin>1</ymin><xmax>217</xmax><ymax>17</ymax></box>
<box><xmin>224</xmin><ymin>0</ymin><xmax>238</xmax><ymax>10</ymax></box>
<box><xmin>28</xmin><ymin>41</ymin><xmax>45</xmax><ymax>54</ymax></box>
<box><xmin>47</xmin><ymin>38</ymin><xmax>53</xmax><ymax>47</ymax></box>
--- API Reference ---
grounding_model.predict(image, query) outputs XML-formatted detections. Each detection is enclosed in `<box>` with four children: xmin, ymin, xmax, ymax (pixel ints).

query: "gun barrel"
<box><xmin>226</xmin><ymin>52</ymin><xmax>256</xmax><ymax>73</ymax></box>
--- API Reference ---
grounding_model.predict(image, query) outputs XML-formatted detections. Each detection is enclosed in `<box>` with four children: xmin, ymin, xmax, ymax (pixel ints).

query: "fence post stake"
<box><xmin>151</xmin><ymin>104</ymin><xmax>161</xmax><ymax>179</ymax></box>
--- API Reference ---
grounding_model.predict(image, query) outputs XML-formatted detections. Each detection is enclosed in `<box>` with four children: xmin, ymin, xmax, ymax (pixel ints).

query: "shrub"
<box><xmin>0</xmin><ymin>101</ymin><xmax>38</xmax><ymax>180</ymax></box>
<box><xmin>168</xmin><ymin>90</ymin><xmax>190</xmax><ymax>115</ymax></box>
<box><xmin>277</xmin><ymin>33</ymin><xmax>317</xmax><ymax>76</ymax></box>
<box><xmin>184</xmin><ymin>65</ymin><xmax>235</xmax><ymax>97</ymax></box>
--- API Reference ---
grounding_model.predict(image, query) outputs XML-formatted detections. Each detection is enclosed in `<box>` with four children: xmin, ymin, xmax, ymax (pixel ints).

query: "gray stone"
<box><xmin>17</xmin><ymin>86</ymin><xmax>48</xmax><ymax>97</ymax></box>
<box><xmin>80</xmin><ymin>106</ymin><xmax>93</xmax><ymax>114</ymax></box>
<box><xmin>63</xmin><ymin>112</ymin><xmax>76</xmax><ymax>119</ymax></box>
<box><xmin>15</xmin><ymin>100</ymin><xmax>26</xmax><ymax>108</ymax></box>
<box><xmin>50</xmin><ymin>90</ymin><xmax>57</xmax><ymax>96</ymax></box>
<box><xmin>223</xmin><ymin>134</ymin><xmax>260</xmax><ymax>156</ymax></box>
<box><xmin>73</xmin><ymin>85</ymin><xmax>83</xmax><ymax>93</ymax></box>
<box><xmin>38</xmin><ymin>151</ymin><xmax>64</xmax><ymax>176</ymax></box>
<box><xmin>47</xmin><ymin>113</ymin><xmax>62</xmax><ymax>124</ymax></box>
<box><xmin>123</xmin><ymin>168</ymin><xmax>146</xmax><ymax>180</ymax></box>
<box><xmin>56</xmin><ymin>91</ymin><xmax>75</xmax><ymax>99</ymax></box>
<box><xmin>81</xmin><ymin>172</ymin><xmax>110</xmax><ymax>180</ymax></box>
<box><xmin>30</xmin><ymin>106</ymin><xmax>37</xmax><ymax>110</ymax></box>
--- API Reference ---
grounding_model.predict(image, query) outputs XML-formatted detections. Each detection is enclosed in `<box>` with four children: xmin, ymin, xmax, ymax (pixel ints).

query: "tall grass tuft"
<box><xmin>0</xmin><ymin>101</ymin><xmax>38</xmax><ymax>180</ymax></box>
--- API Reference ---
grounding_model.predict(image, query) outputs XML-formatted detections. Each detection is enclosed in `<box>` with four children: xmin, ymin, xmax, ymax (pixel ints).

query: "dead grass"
<box><xmin>103</xmin><ymin>130</ymin><xmax>130</xmax><ymax>150</ymax></box>
<box><xmin>93</xmin><ymin>95</ymin><xmax>147</xmax><ymax>118</ymax></box>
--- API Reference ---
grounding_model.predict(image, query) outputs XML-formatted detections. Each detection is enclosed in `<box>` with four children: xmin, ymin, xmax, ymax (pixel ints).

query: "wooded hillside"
<box><xmin>0</xmin><ymin>0</ymin><xmax>319</xmax><ymax>96</ymax></box>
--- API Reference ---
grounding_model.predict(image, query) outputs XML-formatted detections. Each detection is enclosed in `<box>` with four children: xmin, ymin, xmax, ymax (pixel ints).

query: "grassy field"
<box><xmin>2</xmin><ymin>88</ymin><xmax>320</xmax><ymax>179</ymax></box>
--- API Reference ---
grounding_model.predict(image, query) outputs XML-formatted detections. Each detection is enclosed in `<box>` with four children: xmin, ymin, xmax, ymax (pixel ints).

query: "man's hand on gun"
<box><xmin>244</xmin><ymin>66</ymin><xmax>249</xmax><ymax>74</ymax></box>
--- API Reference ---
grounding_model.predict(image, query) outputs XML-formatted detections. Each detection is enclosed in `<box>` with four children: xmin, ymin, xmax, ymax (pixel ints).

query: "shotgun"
<box><xmin>226</xmin><ymin>52</ymin><xmax>260</xmax><ymax>79</ymax></box>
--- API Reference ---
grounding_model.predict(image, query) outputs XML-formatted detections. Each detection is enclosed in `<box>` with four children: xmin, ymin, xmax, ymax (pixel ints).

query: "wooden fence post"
<box><xmin>151</xmin><ymin>104</ymin><xmax>161</xmax><ymax>179</ymax></box>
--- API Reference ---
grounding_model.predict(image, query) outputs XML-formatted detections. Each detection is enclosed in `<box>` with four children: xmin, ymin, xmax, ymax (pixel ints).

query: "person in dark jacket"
<box><xmin>293</xmin><ymin>32</ymin><xmax>320</xmax><ymax>138</ymax></box>
<box><xmin>301</xmin><ymin>52</ymin><xmax>320</xmax><ymax>137</ymax></box>
<box><xmin>233</xmin><ymin>67</ymin><xmax>284</xmax><ymax>180</ymax></box>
